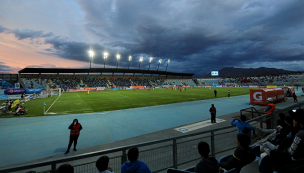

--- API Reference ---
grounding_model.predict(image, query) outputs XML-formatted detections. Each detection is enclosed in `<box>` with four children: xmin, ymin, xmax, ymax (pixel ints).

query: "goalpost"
<box><xmin>49</xmin><ymin>88</ymin><xmax>61</xmax><ymax>97</ymax></box>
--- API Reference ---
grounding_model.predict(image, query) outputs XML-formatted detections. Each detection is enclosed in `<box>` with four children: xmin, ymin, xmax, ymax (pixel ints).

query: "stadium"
<box><xmin>1</xmin><ymin>1</ymin><xmax>304</xmax><ymax>173</ymax></box>
<box><xmin>0</xmin><ymin>66</ymin><xmax>303</xmax><ymax>173</ymax></box>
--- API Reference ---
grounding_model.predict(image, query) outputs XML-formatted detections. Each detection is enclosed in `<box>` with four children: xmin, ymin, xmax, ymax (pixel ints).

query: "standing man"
<box><xmin>264</xmin><ymin>98</ymin><xmax>275</xmax><ymax>129</ymax></box>
<box><xmin>87</xmin><ymin>89</ymin><xmax>90</xmax><ymax>95</ymax></box>
<box><xmin>293</xmin><ymin>93</ymin><xmax>298</xmax><ymax>103</ymax></box>
<box><xmin>228</xmin><ymin>90</ymin><xmax>230</xmax><ymax>98</ymax></box>
<box><xmin>65</xmin><ymin>119</ymin><xmax>82</xmax><ymax>154</ymax></box>
<box><xmin>214</xmin><ymin>89</ymin><xmax>217</xmax><ymax>97</ymax></box>
<box><xmin>209</xmin><ymin>104</ymin><xmax>217</xmax><ymax>123</ymax></box>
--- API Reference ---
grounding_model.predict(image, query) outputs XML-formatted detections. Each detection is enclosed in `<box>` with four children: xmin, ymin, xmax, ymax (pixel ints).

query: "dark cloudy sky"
<box><xmin>0</xmin><ymin>0</ymin><xmax>303</xmax><ymax>76</ymax></box>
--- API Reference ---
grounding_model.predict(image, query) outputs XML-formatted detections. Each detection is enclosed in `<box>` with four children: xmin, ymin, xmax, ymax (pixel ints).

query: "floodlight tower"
<box><xmin>165</xmin><ymin>59</ymin><xmax>170</xmax><ymax>71</ymax></box>
<box><xmin>89</xmin><ymin>50</ymin><xmax>94</xmax><ymax>69</ymax></box>
<box><xmin>139</xmin><ymin>57</ymin><xmax>143</xmax><ymax>69</ymax></box>
<box><xmin>116</xmin><ymin>54</ymin><xmax>120</xmax><ymax>68</ymax></box>
<box><xmin>148</xmin><ymin>57</ymin><xmax>153</xmax><ymax>70</ymax></box>
<box><xmin>103</xmin><ymin>52</ymin><xmax>108</xmax><ymax>68</ymax></box>
<box><xmin>128</xmin><ymin>56</ymin><xmax>132</xmax><ymax>69</ymax></box>
<box><xmin>157</xmin><ymin>59</ymin><xmax>162</xmax><ymax>71</ymax></box>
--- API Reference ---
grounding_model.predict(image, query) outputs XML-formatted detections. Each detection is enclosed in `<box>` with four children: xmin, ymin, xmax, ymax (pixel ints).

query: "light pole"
<box><xmin>128</xmin><ymin>56</ymin><xmax>132</xmax><ymax>69</ymax></box>
<box><xmin>157</xmin><ymin>59</ymin><xmax>162</xmax><ymax>71</ymax></box>
<box><xmin>103</xmin><ymin>52</ymin><xmax>108</xmax><ymax>68</ymax></box>
<box><xmin>148</xmin><ymin>57</ymin><xmax>153</xmax><ymax>70</ymax></box>
<box><xmin>139</xmin><ymin>57</ymin><xmax>143</xmax><ymax>69</ymax></box>
<box><xmin>116</xmin><ymin>54</ymin><xmax>120</xmax><ymax>68</ymax></box>
<box><xmin>166</xmin><ymin>59</ymin><xmax>170</xmax><ymax>71</ymax></box>
<box><xmin>89</xmin><ymin>50</ymin><xmax>94</xmax><ymax>69</ymax></box>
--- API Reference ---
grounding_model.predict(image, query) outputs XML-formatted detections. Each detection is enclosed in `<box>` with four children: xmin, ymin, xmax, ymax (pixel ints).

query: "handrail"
<box><xmin>1</xmin><ymin>101</ymin><xmax>303</xmax><ymax>173</ymax></box>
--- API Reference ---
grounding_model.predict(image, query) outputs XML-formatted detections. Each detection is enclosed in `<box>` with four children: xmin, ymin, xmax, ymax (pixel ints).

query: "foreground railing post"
<box><xmin>51</xmin><ymin>163</ymin><xmax>56</xmax><ymax>173</ymax></box>
<box><xmin>122</xmin><ymin>149</ymin><xmax>127</xmax><ymax>165</ymax></box>
<box><xmin>211</xmin><ymin>131</ymin><xmax>215</xmax><ymax>158</ymax></box>
<box><xmin>173</xmin><ymin>139</ymin><xmax>178</xmax><ymax>169</ymax></box>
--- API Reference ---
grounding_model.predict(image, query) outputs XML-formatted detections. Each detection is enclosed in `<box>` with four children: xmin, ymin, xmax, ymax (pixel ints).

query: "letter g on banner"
<box><xmin>253</xmin><ymin>92</ymin><xmax>262</xmax><ymax>101</ymax></box>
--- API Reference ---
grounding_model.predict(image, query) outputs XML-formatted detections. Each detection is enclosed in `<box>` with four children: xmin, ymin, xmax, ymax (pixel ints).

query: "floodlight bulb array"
<box><xmin>159</xmin><ymin>59</ymin><xmax>162</xmax><ymax>63</ymax></box>
<box><xmin>129</xmin><ymin>56</ymin><xmax>132</xmax><ymax>61</ymax></box>
<box><xmin>149</xmin><ymin>57</ymin><xmax>153</xmax><ymax>63</ymax></box>
<box><xmin>140</xmin><ymin>57</ymin><xmax>143</xmax><ymax>62</ymax></box>
<box><xmin>89</xmin><ymin>50</ymin><xmax>94</xmax><ymax>57</ymax></box>
<box><xmin>116</xmin><ymin>54</ymin><xmax>120</xmax><ymax>60</ymax></box>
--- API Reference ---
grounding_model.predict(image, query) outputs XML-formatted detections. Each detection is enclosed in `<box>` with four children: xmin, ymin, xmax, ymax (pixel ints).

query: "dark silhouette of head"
<box><xmin>73</xmin><ymin>119</ymin><xmax>79</xmax><ymax>124</ymax></box>
<box><xmin>237</xmin><ymin>134</ymin><xmax>251</xmax><ymax>149</ymax></box>
<box><xmin>96</xmin><ymin>156</ymin><xmax>109</xmax><ymax>172</ymax></box>
<box><xmin>57</xmin><ymin>164</ymin><xmax>74</xmax><ymax>173</ymax></box>
<box><xmin>240</xmin><ymin>115</ymin><xmax>247</xmax><ymax>122</ymax></box>
<box><xmin>211</xmin><ymin>104</ymin><xmax>214</xmax><ymax>107</ymax></box>
<box><xmin>128</xmin><ymin>147</ymin><xmax>139</xmax><ymax>162</ymax></box>
<box><xmin>197</xmin><ymin>141</ymin><xmax>210</xmax><ymax>158</ymax></box>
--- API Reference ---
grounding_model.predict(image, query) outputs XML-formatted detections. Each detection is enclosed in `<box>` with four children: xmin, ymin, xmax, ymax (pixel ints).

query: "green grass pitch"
<box><xmin>5</xmin><ymin>87</ymin><xmax>255</xmax><ymax>117</ymax></box>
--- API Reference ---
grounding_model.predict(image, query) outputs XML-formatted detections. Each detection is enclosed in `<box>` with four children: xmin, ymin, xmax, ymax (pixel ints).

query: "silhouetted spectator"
<box><xmin>194</xmin><ymin>141</ymin><xmax>219</xmax><ymax>173</ymax></box>
<box><xmin>57</xmin><ymin>164</ymin><xmax>74</xmax><ymax>173</ymax></box>
<box><xmin>121</xmin><ymin>147</ymin><xmax>152</xmax><ymax>173</ymax></box>
<box><xmin>96</xmin><ymin>156</ymin><xmax>114</xmax><ymax>173</ymax></box>
<box><xmin>219</xmin><ymin>134</ymin><xmax>256</xmax><ymax>173</ymax></box>
<box><xmin>292</xmin><ymin>93</ymin><xmax>298</xmax><ymax>103</ymax></box>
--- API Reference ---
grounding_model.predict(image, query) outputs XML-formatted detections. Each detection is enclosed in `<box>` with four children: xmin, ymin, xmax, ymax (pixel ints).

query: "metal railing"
<box><xmin>1</xmin><ymin>102</ymin><xmax>303</xmax><ymax>173</ymax></box>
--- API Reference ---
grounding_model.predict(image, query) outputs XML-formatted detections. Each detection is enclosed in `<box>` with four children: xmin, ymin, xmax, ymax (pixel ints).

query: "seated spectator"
<box><xmin>219</xmin><ymin>134</ymin><xmax>256</xmax><ymax>173</ymax></box>
<box><xmin>57</xmin><ymin>163</ymin><xmax>74</xmax><ymax>173</ymax></box>
<box><xmin>121</xmin><ymin>146</ymin><xmax>152</xmax><ymax>173</ymax></box>
<box><xmin>231</xmin><ymin>115</ymin><xmax>255</xmax><ymax>137</ymax></box>
<box><xmin>269</xmin><ymin>109</ymin><xmax>304</xmax><ymax>170</ymax></box>
<box><xmin>277</xmin><ymin>113</ymin><xmax>287</xmax><ymax>128</ymax></box>
<box><xmin>96</xmin><ymin>155</ymin><xmax>114</xmax><ymax>173</ymax></box>
<box><xmin>194</xmin><ymin>141</ymin><xmax>219</xmax><ymax>173</ymax></box>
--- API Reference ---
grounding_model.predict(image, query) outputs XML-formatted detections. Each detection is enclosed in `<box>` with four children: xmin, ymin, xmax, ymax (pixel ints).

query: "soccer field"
<box><xmin>13</xmin><ymin>87</ymin><xmax>255</xmax><ymax>117</ymax></box>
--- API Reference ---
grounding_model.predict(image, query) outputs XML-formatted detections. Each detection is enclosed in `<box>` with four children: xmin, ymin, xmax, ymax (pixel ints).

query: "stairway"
<box><xmin>130</xmin><ymin>79</ymin><xmax>133</xmax><ymax>86</ymax></box>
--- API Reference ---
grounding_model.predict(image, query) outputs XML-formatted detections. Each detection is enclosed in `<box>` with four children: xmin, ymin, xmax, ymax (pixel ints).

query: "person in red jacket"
<box><xmin>65</xmin><ymin>119</ymin><xmax>82</xmax><ymax>154</ymax></box>
<box><xmin>292</xmin><ymin>93</ymin><xmax>298</xmax><ymax>103</ymax></box>
<box><xmin>209</xmin><ymin>104</ymin><xmax>217</xmax><ymax>123</ymax></box>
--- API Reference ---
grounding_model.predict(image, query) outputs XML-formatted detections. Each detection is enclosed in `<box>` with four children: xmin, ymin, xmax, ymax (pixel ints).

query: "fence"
<box><xmin>1</xmin><ymin>102</ymin><xmax>303</xmax><ymax>173</ymax></box>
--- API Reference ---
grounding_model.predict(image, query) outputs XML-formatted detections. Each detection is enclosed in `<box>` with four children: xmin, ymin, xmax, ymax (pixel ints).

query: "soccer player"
<box><xmin>87</xmin><ymin>89</ymin><xmax>90</xmax><ymax>95</ymax></box>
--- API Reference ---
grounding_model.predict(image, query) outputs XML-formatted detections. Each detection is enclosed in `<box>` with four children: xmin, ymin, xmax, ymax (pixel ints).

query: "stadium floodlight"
<box><xmin>116</xmin><ymin>54</ymin><xmax>120</xmax><ymax>68</ymax></box>
<box><xmin>157</xmin><ymin>59</ymin><xmax>162</xmax><ymax>71</ymax></box>
<box><xmin>148</xmin><ymin>57</ymin><xmax>153</xmax><ymax>70</ymax></box>
<box><xmin>128</xmin><ymin>56</ymin><xmax>132</xmax><ymax>69</ymax></box>
<box><xmin>139</xmin><ymin>57</ymin><xmax>143</xmax><ymax>69</ymax></box>
<box><xmin>166</xmin><ymin>59</ymin><xmax>170</xmax><ymax>71</ymax></box>
<box><xmin>103</xmin><ymin>52</ymin><xmax>108</xmax><ymax>68</ymax></box>
<box><xmin>89</xmin><ymin>50</ymin><xmax>95</xmax><ymax>69</ymax></box>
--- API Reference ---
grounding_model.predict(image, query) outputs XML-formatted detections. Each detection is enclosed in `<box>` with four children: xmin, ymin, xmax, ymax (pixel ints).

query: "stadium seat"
<box><xmin>240</xmin><ymin>159</ymin><xmax>259</xmax><ymax>173</ymax></box>
<box><xmin>219</xmin><ymin>154</ymin><xmax>233</xmax><ymax>163</ymax></box>
<box><xmin>167</xmin><ymin>168</ymin><xmax>193</xmax><ymax>173</ymax></box>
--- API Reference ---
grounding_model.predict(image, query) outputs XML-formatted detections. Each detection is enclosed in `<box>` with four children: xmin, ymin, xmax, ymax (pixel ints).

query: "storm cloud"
<box><xmin>0</xmin><ymin>0</ymin><xmax>303</xmax><ymax>75</ymax></box>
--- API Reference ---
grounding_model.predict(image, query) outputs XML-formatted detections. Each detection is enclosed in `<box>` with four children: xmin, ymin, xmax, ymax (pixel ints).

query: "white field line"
<box><xmin>77</xmin><ymin>94</ymin><xmax>80</xmax><ymax>97</ymax></box>
<box><xmin>44</xmin><ymin>94</ymin><xmax>62</xmax><ymax>114</ymax></box>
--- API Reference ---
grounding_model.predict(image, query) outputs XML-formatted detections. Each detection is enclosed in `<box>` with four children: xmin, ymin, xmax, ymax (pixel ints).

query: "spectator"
<box><xmin>269</xmin><ymin>109</ymin><xmax>304</xmax><ymax>170</ymax></box>
<box><xmin>277</xmin><ymin>113</ymin><xmax>287</xmax><ymax>128</ymax></box>
<box><xmin>96</xmin><ymin>156</ymin><xmax>114</xmax><ymax>173</ymax></box>
<box><xmin>121</xmin><ymin>147</ymin><xmax>152</xmax><ymax>173</ymax></box>
<box><xmin>219</xmin><ymin>134</ymin><xmax>256</xmax><ymax>173</ymax></box>
<box><xmin>194</xmin><ymin>141</ymin><xmax>219</xmax><ymax>173</ymax></box>
<box><xmin>231</xmin><ymin>115</ymin><xmax>255</xmax><ymax>137</ymax></box>
<box><xmin>57</xmin><ymin>164</ymin><xmax>74</xmax><ymax>173</ymax></box>
<box><xmin>264</xmin><ymin>98</ymin><xmax>275</xmax><ymax>129</ymax></box>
